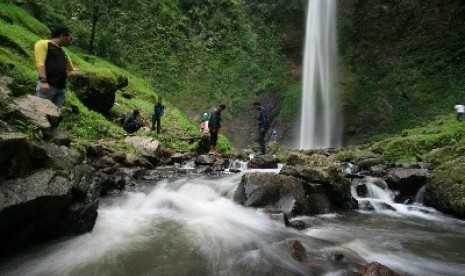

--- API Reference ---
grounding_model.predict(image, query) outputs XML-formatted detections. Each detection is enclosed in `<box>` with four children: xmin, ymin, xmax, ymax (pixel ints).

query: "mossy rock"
<box><xmin>332</xmin><ymin>148</ymin><xmax>380</xmax><ymax>163</ymax></box>
<box><xmin>424</xmin><ymin>157</ymin><xmax>465</xmax><ymax>218</ymax></box>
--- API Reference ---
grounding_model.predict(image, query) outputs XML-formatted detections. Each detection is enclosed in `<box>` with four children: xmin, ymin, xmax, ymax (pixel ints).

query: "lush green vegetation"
<box><xmin>2</xmin><ymin>0</ymin><xmax>465</xmax><ymax>156</ymax></box>
<box><xmin>354</xmin><ymin>113</ymin><xmax>465</xmax><ymax>163</ymax></box>
<box><xmin>338</xmin><ymin>1</ymin><xmax>465</xmax><ymax>138</ymax></box>
<box><xmin>8</xmin><ymin>0</ymin><xmax>293</xmax><ymax>118</ymax></box>
<box><xmin>0</xmin><ymin>2</ymin><xmax>232</xmax><ymax>154</ymax></box>
<box><xmin>0</xmin><ymin>0</ymin><xmax>303</xmax><ymax>147</ymax></box>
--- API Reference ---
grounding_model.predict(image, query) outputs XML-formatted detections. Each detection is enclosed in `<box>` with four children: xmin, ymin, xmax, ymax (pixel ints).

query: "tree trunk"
<box><xmin>88</xmin><ymin>1</ymin><xmax>100</xmax><ymax>54</ymax></box>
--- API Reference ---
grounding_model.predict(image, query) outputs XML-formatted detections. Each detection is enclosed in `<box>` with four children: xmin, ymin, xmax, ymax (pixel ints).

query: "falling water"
<box><xmin>299</xmin><ymin>0</ymin><xmax>341</xmax><ymax>149</ymax></box>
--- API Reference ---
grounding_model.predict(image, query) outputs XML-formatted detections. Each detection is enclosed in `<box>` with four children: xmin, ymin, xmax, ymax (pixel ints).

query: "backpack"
<box><xmin>123</xmin><ymin>114</ymin><xmax>139</xmax><ymax>133</ymax></box>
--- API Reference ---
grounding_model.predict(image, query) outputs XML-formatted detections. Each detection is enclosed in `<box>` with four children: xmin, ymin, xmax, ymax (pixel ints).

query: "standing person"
<box><xmin>208</xmin><ymin>104</ymin><xmax>226</xmax><ymax>155</ymax></box>
<box><xmin>253</xmin><ymin>101</ymin><xmax>270</xmax><ymax>155</ymax></box>
<box><xmin>152</xmin><ymin>97</ymin><xmax>165</xmax><ymax>134</ymax></box>
<box><xmin>454</xmin><ymin>103</ymin><xmax>465</xmax><ymax>121</ymax></box>
<box><xmin>34</xmin><ymin>26</ymin><xmax>75</xmax><ymax>108</ymax></box>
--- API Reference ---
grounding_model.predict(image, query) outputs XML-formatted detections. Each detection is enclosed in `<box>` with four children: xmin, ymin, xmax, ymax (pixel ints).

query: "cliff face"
<box><xmin>337</xmin><ymin>0</ymin><xmax>465</xmax><ymax>141</ymax></box>
<box><xmin>266</xmin><ymin>0</ymin><xmax>465</xmax><ymax>145</ymax></box>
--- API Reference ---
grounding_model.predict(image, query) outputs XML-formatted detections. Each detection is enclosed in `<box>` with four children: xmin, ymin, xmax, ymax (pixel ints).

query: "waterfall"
<box><xmin>299</xmin><ymin>0</ymin><xmax>341</xmax><ymax>149</ymax></box>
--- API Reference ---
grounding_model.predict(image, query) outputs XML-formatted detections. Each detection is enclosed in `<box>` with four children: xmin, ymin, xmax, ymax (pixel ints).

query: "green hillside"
<box><xmin>0</xmin><ymin>2</ymin><xmax>231</xmax><ymax>153</ymax></box>
<box><xmin>2</xmin><ymin>0</ymin><xmax>465</xmax><ymax>150</ymax></box>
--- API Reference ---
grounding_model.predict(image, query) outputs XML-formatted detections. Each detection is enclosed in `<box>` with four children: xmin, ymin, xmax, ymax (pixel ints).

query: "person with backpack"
<box><xmin>253</xmin><ymin>101</ymin><xmax>270</xmax><ymax>155</ymax></box>
<box><xmin>152</xmin><ymin>97</ymin><xmax>165</xmax><ymax>134</ymax></box>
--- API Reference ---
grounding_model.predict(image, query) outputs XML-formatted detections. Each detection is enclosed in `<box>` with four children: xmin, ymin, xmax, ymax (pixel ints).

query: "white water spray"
<box><xmin>299</xmin><ymin>0</ymin><xmax>341</xmax><ymax>149</ymax></box>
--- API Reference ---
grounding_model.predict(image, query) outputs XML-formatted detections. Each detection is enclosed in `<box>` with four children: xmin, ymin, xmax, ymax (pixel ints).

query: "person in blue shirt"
<box><xmin>253</xmin><ymin>101</ymin><xmax>270</xmax><ymax>155</ymax></box>
<box><xmin>152</xmin><ymin>97</ymin><xmax>165</xmax><ymax>134</ymax></box>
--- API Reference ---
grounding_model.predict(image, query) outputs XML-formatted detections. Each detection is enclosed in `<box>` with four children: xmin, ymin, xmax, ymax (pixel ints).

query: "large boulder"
<box><xmin>7</xmin><ymin>95</ymin><xmax>60</xmax><ymax>129</ymax></box>
<box><xmin>0</xmin><ymin>133</ymin><xmax>48</xmax><ymax>181</ymax></box>
<box><xmin>0</xmin><ymin>164</ymin><xmax>101</xmax><ymax>257</ymax></box>
<box><xmin>69</xmin><ymin>72</ymin><xmax>128</xmax><ymax>114</ymax></box>
<box><xmin>234</xmin><ymin>172</ymin><xmax>334</xmax><ymax>216</ymax></box>
<box><xmin>385</xmin><ymin>168</ymin><xmax>430</xmax><ymax>203</ymax></box>
<box><xmin>248</xmin><ymin>154</ymin><xmax>279</xmax><ymax>169</ymax></box>
<box><xmin>0</xmin><ymin>137</ymin><xmax>100</xmax><ymax>257</ymax></box>
<box><xmin>424</xmin><ymin>157</ymin><xmax>465</xmax><ymax>218</ymax></box>
<box><xmin>279</xmin><ymin>154</ymin><xmax>351</xmax><ymax>208</ymax></box>
<box><xmin>124</xmin><ymin>135</ymin><xmax>160</xmax><ymax>166</ymax></box>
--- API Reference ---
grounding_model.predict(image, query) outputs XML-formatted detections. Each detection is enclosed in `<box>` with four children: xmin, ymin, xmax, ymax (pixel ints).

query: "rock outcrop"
<box><xmin>68</xmin><ymin>72</ymin><xmax>128</xmax><ymax>114</ymax></box>
<box><xmin>0</xmin><ymin>141</ymin><xmax>100</xmax><ymax>257</ymax></box>
<box><xmin>0</xmin><ymin>89</ymin><xmax>102</xmax><ymax>257</ymax></box>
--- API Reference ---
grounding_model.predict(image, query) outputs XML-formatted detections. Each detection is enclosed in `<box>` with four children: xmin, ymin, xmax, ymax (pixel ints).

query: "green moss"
<box><xmin>426</xmin><ymin>157</ymin><xmax>465</xmax><ymax>217</ymax></box>
<box><xmin>365</xmin><ymin>114</ymin><xmax>465</xmax><ymax>163</ymax></box>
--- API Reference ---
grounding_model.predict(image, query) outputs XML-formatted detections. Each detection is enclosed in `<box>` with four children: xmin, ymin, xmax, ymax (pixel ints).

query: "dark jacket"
<box><xmin>257</xmin><ymin>106</ymin><xmax>270</xmax><ymax>130</ymax></box>
<box><xmin>123</xmin><ymin>113</ymin><xmax>142</xmax><ymax>134</ymax></box>
<box><xmin>209</xmin><ymin>107</ymin><xmax>222</xmax><ymax>129</ymax></box>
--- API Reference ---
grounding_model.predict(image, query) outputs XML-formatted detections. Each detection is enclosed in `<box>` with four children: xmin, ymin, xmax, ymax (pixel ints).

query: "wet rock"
<box><xmin>385</xmin><ymin>168</ymin><xmax>429</xmax><ymax>202</ymax></box>
<box><xmin>358</xmin><ymin>158</ymin><xmax>385</xmax><ymax>172</ymax></box>
<box><xmin>280</xmin><ymin>161</ymin><xmax>351</xmax><ymax>208</ymax></box>
<box><xmin>234</xmin><ymin>172</ymin><xmax>336</xmax><ymax>216</ymax></box>
<box><xmin>289</xmin><ymin>220</ymin><xmax>306</xmax><ymax>230</ymax></box>
<box><xmin>171</xmin><ymin>152</ymin><xmax>194</xmax><ymax>164</ymax></box>
<box><xmin>357</xmin><ymin>262</ymin><xmax>399</xmax><ymax>276</ymax></box>
<box><xmin>292</xmin><ymin>240</ymin><xmax>307</xmax><ymax>262</ymax></box>
<box><xmin>248</xmin><ymin>154</ymin><xmax>279</xmax><ymax>169</ymax></box>
<box><xmin>0</xmin><ymin>164</ymin><xmax>101</xmax><ymax>257</ymax></box>
<box><xmin>195</xmin><ymin>154</ymin><xmax>216</xmax><ymax>166</ymax></box>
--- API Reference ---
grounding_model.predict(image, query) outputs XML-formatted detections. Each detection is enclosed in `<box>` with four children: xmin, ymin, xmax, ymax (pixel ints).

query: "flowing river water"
<box><xmin>1</xmin><ymin>167</ymin><xmax>464</xmax><ymax>276</ymax></box>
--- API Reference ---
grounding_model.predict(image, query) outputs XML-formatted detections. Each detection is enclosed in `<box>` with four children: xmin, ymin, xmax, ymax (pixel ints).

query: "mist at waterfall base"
<box><xmin>1</xmin><ymin>169</ymin><xmax>465</xmax><ymax>276</ymax></box>
<box><xmin>299</xmin><ymin>0</ymin><xmax>341</xmax><ymax>149</ymax></box>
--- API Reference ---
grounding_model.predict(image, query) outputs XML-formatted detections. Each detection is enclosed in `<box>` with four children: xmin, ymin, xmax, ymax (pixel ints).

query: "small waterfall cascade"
<box><xmin>299</xmin><ymin>0</ymin><xmax>341</xmax><ymax>149</ymax></box>
<box><xmin>350</xmin><ymin>177</ymin><xmax>439</xmax><ymax>218</ymax></box>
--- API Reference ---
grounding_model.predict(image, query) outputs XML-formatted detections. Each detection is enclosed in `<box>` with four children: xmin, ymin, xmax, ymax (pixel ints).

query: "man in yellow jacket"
<box><xmin>34</xmin><ymin>26</ymin><xmax>74</xmax><ymax>108</ymax></box>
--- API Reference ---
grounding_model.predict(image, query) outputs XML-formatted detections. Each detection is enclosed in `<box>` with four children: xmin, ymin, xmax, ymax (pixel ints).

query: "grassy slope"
<box><xmin>0</xmin><ymin>2</ymin><xmax>231</xmax><ymax>154</ymax></box>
